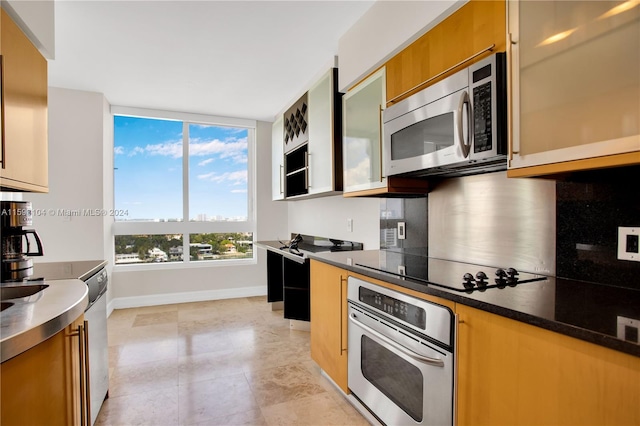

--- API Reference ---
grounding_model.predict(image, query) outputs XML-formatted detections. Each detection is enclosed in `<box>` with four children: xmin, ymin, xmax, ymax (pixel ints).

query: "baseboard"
<box><xmin>107</xmin><ymin>285</ymin><xmax>267</xmax><ymax>313</ymax></box>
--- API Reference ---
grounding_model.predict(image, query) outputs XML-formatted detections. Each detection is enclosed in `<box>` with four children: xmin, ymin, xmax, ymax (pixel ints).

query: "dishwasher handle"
<box><xmin>349</xmin><ymin>312</ymin><xmax>445</xmax><ymax>367</ymax></box>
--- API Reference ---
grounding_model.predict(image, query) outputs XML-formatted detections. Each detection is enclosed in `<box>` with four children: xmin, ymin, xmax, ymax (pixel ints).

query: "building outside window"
<box><xmin>112</xmin><ymin>107</ymin><xmax>256</xmax><ymax>266</ymax></box>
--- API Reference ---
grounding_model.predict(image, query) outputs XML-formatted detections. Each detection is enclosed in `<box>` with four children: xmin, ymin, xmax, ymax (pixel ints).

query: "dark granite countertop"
<box><xmin>308</xmin><ymin>250</ymin><xmax>640</xmax><ymax>357</ymax></box>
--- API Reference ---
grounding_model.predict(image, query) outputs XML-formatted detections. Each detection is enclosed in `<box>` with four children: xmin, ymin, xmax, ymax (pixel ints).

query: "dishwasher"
<box><xmin>84</xmin><ymin>267</ymin><xmax>109</xmax><ymax>425</ymax></box>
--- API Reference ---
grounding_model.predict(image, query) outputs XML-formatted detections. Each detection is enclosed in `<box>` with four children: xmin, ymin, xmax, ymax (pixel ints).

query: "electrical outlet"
<box><xmin>618</xmin><ymin>227</ymin><xmax>639</xmax><ymax>262</ymax></box>
<box><xmin>347</xmin><ymin>218</ymin><xmax>353</xmax><ymax>233</ymax></box>
<box><xmin>397</xmin><ymin>222</ymin><xmax>406</xmax><ymax>240</ymax></box>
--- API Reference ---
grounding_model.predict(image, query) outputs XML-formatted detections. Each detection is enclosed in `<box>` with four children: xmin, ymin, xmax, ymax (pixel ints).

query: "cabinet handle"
<box><xmin>1</xmin><ymin>54</ymin><xmax>5</xmax><ymax>170</ymax></box>
<box><xmin>76</xmin><ymin>322</ymin><xmax>91</xmax><ymax>426</ymax></box>
<box><xmin>387</xmin><ymin>44</ymin><xmax>496</xmax><ymax>104</ymax></box>
<box><xmin>378</xmin><ymin>105</ymin><xmax>384</xmax><ymax>181</ymax></box>
<box><xmin>279</xmin><ymin>165</ymin><xmax>284</xmax><ymax>194</ymax></box>
<box><xmin>340</xmin><ymin>275</ymin><xmax>348</xmax><ymax>353</ymax></box>
<box><xmin>306</xmin><ymin>151</ymin><xmax>311</xmax><ymax>189</ymax></box>
<box><xmin>83</xmin><ymin>320</ymin><xmax>92</xmax><ymax>426</ymax></box>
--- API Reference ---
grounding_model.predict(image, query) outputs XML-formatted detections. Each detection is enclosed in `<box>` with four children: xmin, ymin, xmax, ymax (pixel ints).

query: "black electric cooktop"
<box><xmin>354</xmin><ymin>248</ymin><xmax>548</xmax><ymax>294</ymax></box>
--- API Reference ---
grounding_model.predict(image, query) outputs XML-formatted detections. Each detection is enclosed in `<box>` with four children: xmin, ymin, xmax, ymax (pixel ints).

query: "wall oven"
<box><xmin>383</xmin><ymin>52</ymin><xmax>507</xmax><ymax>177</ymax></box>
<box><xmin>347</xmin><ymin>277</ymin><xmax>455</xmax><ymax>426</ymax></box>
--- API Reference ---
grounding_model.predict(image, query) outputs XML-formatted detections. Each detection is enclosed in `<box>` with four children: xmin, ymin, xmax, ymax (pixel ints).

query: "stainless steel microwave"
<box><xmin>383</xmin><ymin>52</ymin><xmax>507</xmax><ymax>177</ymax></box>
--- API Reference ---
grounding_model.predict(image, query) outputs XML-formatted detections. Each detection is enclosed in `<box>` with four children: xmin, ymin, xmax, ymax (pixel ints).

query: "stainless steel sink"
<box><xmin>0</xmin><ymin>302</ymin><xmax>14</xmax><ymax>311</ymax></box>
<box><xmin>0</xmin><ymin>284</ymin><xmax>49</xmax><ymax>300</ymax></box>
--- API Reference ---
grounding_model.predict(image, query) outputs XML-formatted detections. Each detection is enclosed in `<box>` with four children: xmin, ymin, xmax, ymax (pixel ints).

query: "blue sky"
<box><xmin>114</xmin><ymin>116</ymin><xmax>248</xmax><ymax>221</ymax></box>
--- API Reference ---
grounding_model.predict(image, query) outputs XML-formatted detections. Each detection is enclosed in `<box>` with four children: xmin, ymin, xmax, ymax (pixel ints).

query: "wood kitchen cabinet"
<box><xmin>507</xmin><ymin>0</ymin><xmax>640</xmax><ymax>177</ymax></box>
<box><xmin>1</xmin><ymin>314</ymin><xmax>90</xmax><ymax>426</ymax></box>
<box><xmin>342</xmin><ymin>67</ymin><xmax>428</xmax><ymax>197</ymax></box>
<box><xmin>310</xmin><ymin>260</ymin><xmax>349</xmax><ymax>393</ymax></box>
<box><xmin>0</xmin><ymin>8</ymin><xmax>48</xmax><ymax>192</ymax></box>
<box><xmin>456</xmin><ymin>304</ymin><xmax>640</xmax><ymax>425</ymax></box>
<box><xmin>385</xmin><ymin>0</ymin><xmax>506</xmax><ymax>106</ymax></box>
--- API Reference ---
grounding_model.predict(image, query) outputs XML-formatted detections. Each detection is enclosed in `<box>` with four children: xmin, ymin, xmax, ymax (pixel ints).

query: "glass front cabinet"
<box><xmin>342</xmin><ymin>68</ymin><xmax>387</xmax><ymax>195</ymax></box>
<box><xmin>508</xmin><ymin>0</ymin><xmax>640</xmax><ymax>177</ymax></box>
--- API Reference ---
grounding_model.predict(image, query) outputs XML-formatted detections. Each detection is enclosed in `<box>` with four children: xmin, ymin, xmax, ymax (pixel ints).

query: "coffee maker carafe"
<box><xmin>1</xmin><ymin>201</ymin><xmax>44</xmax><ymax>282</ymax></box>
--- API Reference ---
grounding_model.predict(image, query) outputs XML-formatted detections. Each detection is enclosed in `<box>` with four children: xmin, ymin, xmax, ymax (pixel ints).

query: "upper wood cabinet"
<box><xmin>342</xmin><ymin>67</ymin><xmax>428</xmax><ymax>197</ymax></box>
<box><xmin>456</xmin><ymin>304</ymin><xmax>640</xmax><ymax>425</ymax></box>
<box><xmin>507</xmin><ymin>0</ymin><xmax>640</xmax><ymax>177</ymax></box>
<box><xmin>0</xmin><ymin>8</ymin><xmax>48</xmax><ymax>193</ymax></box>
<box><xmin>385</xmin><ymin>0</ymin><xmax>507</xmax><ymax>106</ymax></box>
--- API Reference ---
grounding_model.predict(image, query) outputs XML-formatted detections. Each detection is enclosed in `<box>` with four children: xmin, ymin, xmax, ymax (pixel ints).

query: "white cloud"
<box><xmin>114</xmin><ymin>146</ymin><xmax>125</xmax><ymax>155</ymax></box>
<box><xmin>128</xmin><ymin>146</ymin><xmax>145</xmax><ymax>157</ymax></box>
<box><xmin>198</xmin><ymin>158</ymin><xmax>214</xmax><ymax>167</ymax></box>
<box><xmin>131</xmin><ymin>136</ymin><xmax>247</xmax><ymax>164</ymax></box>
<box><xmin>189</xmin><ymin>137</ymin><xmax>248</xmax><ymax>164</ymax></box>
<box><xmin>197</xmin><ymin>170</ymin><xmax>247</xmax><ymax>185</ymax></box>
<box><xmin>145</xmin><ymin>141</ymin><xmax>182</xmax><ymax>158</ymax></box>
<box><xmin>231</xmin><ymin>189</ymin><xmax>247</xmax><ymax>193</ymax></box>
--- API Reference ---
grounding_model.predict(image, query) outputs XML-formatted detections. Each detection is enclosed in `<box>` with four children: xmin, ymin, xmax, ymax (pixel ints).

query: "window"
<box><xmin>112</xmin><ymin>107</ymin><xmax>256</xmax><ymax>266</ymax></box>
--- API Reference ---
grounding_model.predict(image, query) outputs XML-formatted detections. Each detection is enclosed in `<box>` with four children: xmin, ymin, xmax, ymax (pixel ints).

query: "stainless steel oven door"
<box><xmin>348</xmin><ymin>303</ymin><xmax>454</xmax><ymax>426</ymax></box>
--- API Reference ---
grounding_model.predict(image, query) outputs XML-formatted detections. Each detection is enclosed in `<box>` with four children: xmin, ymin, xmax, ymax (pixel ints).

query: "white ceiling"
<box><xmin>48</xmin><ymin>0</ymin><xmax>375</xmax><ymax>122</ymax></box>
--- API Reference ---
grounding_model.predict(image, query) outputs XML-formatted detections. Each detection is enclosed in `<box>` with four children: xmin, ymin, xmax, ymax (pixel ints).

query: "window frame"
<box><xmin>111</xmin><ymin>106</ymin><xmax>257</xmax><ymax>270</ymax></box>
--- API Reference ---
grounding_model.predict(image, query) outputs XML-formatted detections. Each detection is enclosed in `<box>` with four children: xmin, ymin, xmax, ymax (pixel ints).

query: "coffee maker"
<box><xmin>1</xmin><ymin>201</ymin><xmax>44</xmax><ymax>282</ymax></box>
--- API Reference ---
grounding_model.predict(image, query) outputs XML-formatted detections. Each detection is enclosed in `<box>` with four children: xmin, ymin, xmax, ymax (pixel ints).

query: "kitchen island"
<box><xmin>309</xmin><ymin>250</ymin><xmax>640</xmax><ymax>425</ymax></box>
<box><xmin>310</xmin><ymin>249</ymin><xmax>640</xmax><ymax>357</ymax></box>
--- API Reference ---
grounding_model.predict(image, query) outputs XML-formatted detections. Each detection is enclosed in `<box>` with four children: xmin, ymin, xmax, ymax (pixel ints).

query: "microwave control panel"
<box><xmin>473</xmin><ymin>81</ymin><xmax>493</xmax><ymax>153</ymax></box>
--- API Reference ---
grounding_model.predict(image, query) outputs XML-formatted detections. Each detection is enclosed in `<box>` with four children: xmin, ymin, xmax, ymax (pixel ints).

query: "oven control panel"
<box><xmin>359</xmin><ymin>287</ymin><xmax>426</xmax><ymax>329</ymax></box>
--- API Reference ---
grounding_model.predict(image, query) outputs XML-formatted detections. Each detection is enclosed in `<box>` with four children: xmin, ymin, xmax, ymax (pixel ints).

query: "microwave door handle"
<box><xmin>457</xmin><ymin>91</ymin><xmax>472</xmax><ymax>158</ymax></box>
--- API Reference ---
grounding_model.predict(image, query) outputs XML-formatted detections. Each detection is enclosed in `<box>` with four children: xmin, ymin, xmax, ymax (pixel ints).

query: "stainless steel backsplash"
<box><xmin>428</xmin><ymin>171</ymin><xmax>556</xmax><ymax>274</ymax></box>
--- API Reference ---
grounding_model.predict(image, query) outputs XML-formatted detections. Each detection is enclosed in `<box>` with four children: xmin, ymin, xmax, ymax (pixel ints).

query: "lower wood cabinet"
<box><xmin>456</xmin><ymin>304</ymin><xmax>640</xmax><ymax>425</ymax></box>
<box><xmin>1</xmin><ymin>314</ymin><xmax>89</xmax><ymax>426</ymax></box>
<box><xmin>310</xmin><ymin>260</ymin><xmax>349</xmax><ymax>393</ymax></box>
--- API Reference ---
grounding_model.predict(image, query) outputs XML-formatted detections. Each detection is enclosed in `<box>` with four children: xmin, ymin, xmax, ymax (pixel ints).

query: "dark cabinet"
<box><xmin>283</xmin><ymin>258</ymin><xmax>310</xmax><ymax>321</ymax></box>
<box><xmin>265</xmin><ymin>249</ymin><xmax>310</xmax><ymax>321</ymax></box>
<box><xmin>266</xmin><ymin>250</ymin><xmax>283</xmax><ymax>303</ymax></box>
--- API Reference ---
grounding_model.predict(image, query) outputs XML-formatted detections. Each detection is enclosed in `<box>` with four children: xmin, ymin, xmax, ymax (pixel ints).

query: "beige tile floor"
<box><xmin>97</xmin><ymin>296</ymin><xmax>369</xmax><ymax>426</ymax></box>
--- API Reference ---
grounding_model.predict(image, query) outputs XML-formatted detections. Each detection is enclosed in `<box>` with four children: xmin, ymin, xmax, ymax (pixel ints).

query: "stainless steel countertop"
<box><xmin>0</xmin><ymin>279</ymin><xmax>88</xmax><ymax>362</ymax></box>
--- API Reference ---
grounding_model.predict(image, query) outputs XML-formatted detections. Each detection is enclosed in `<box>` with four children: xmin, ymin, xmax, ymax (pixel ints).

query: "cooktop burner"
<box><xmin>355</xmin><ymin>250</ymin><xmax>548</xmax><ymax>293</ymax></box>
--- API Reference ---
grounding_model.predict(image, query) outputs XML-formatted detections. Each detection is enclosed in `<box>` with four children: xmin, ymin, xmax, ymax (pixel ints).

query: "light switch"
<box><xmin>617</xmin><ymin>227</ymin><xmax>639</xmax><ymax>262</ymax></box>
<box><xmin>398</xmin><ymin>222</ymin><xmax>406</xmax><ymax>240</ymax></box>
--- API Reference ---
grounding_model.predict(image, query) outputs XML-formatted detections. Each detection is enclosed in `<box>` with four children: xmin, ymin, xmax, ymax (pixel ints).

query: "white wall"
<box><xmin>287</xmin><ymin>195</ymin><xmax>379</xmax><ymax>249</ymax></box>
<box><xmin>338</xmin><ymin>0</ymin><xmax>465</xmax><ymax>91</ymax></box>
<box><xmin>30</xmin><ymin>88</ymin><xmax>109</xmax><ymax>262</ymax></box>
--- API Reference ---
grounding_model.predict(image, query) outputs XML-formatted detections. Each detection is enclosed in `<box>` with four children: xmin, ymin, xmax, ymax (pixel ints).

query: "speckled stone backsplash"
<box><xmin>556</xmin><ymin>166</ymin><xmax>640</xmax><ymax>289</ymax></box>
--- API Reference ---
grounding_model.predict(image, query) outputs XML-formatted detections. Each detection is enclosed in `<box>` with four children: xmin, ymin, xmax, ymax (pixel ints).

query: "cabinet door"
<box><xmin>310</xmin><ymin>260</ymin><xmax>348</xmax><ymax>393</ymax></box>
<box><xmin>386</xmin><ymin>0</ymin><xmax>506</xmax><ymax>105</ymax></box>
<box><xmin>0</xmin><ymin>9</ymin><xmax>48</xmax><ymax>192</ymax></box>
<box><xmin>342</xmin><ymin>67</ymin><xmax>387</xmax><ymax>194</ymax></box>
<box><xmin>271</xmin><ymin>116</ymin><xmax>285</xmax><ymax>201</ymax></box>
<box><xmin>308</xmin><ymin>68</ymin><xmax>342</xmax><ymax>196</ymax></box>
<box><xmin>508</xmin><ymin>0</ymin><xmax>640</xmax><ymax>177</ymax></box>
<box><xmin>266</xmin><ymin>250</ymin><xmax>283</xmax><ymax>302</ymax></box>
<box><xmin>1</xmin><ymin>315</ymin><xmax>84</xmax><ymax>426</ymax></box>
<box><xmin>456</xmin><ymin>304</ymin><xmax>640</xmax><ymax>425</ymax></box>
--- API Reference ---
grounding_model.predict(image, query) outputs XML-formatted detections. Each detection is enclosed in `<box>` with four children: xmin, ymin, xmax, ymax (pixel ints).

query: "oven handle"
<box><xmin>349</xmin><ymin>312</ymin><xmax>445</xmax><ymax>367</ymax></box>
